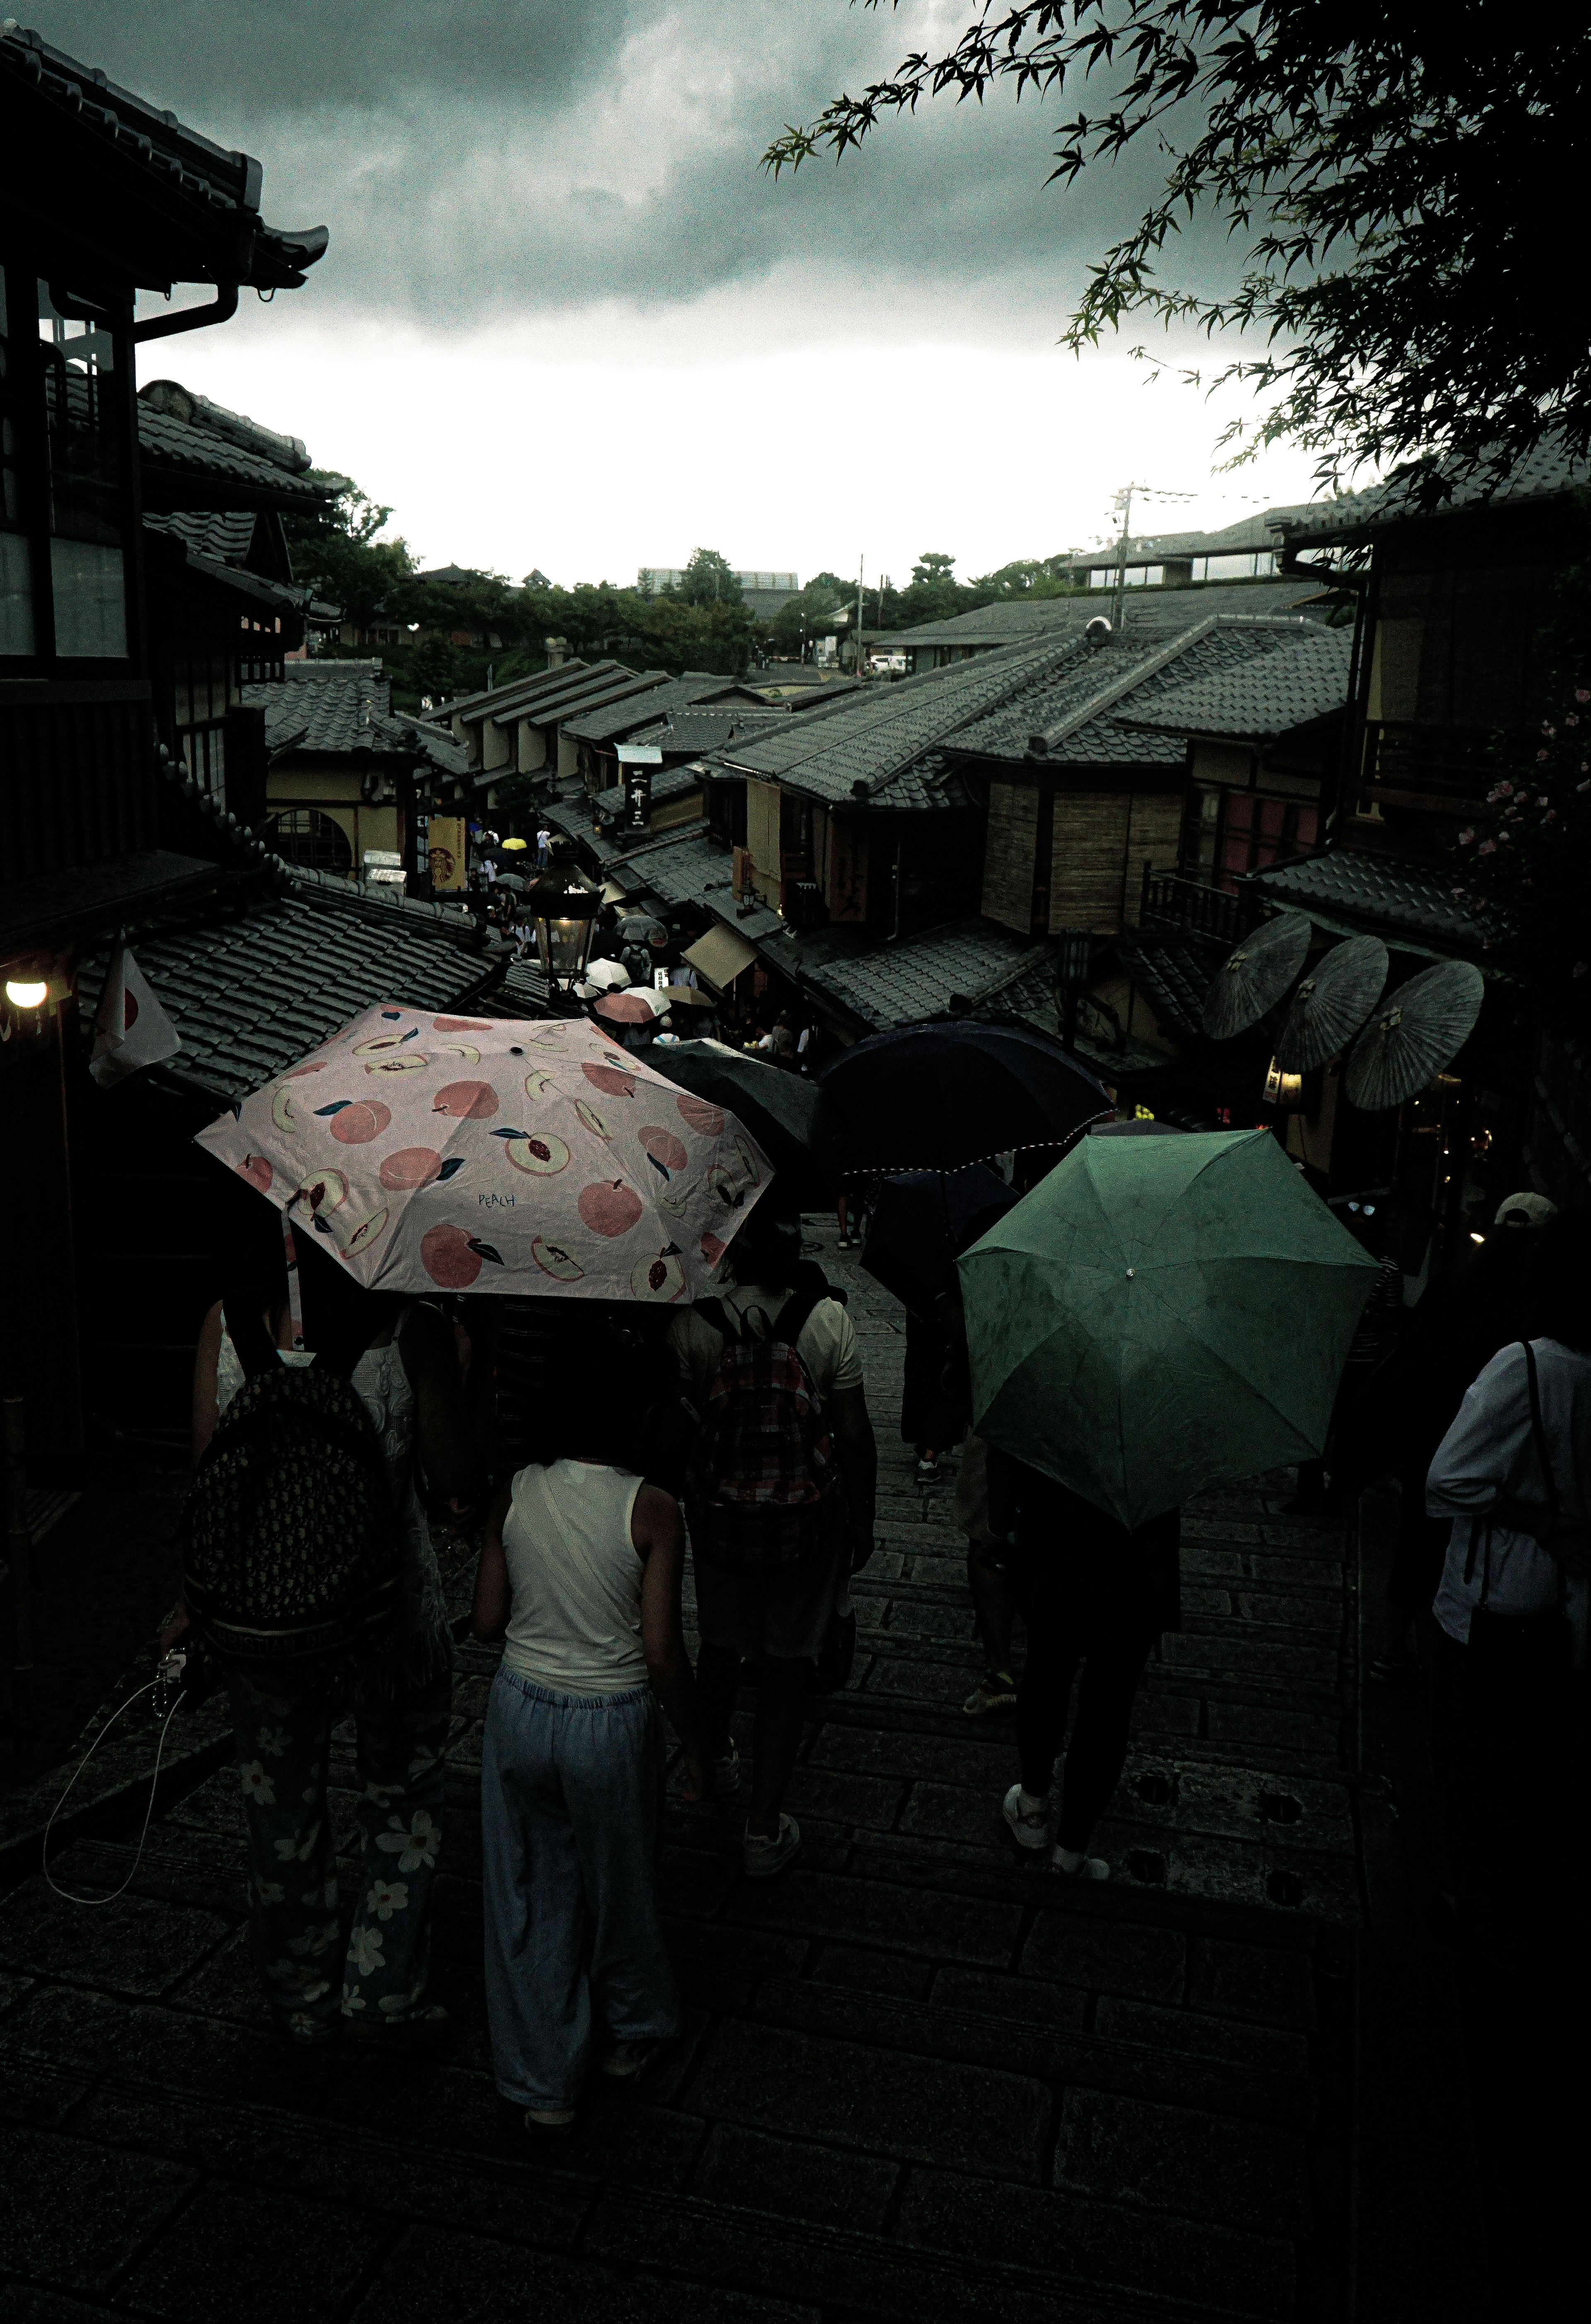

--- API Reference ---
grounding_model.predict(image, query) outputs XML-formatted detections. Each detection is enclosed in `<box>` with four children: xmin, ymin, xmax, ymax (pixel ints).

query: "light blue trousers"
<box><xmin>481</xmin><ymin>1667</ymin><xmax>680</xmax><ymax>2108</ymax></box>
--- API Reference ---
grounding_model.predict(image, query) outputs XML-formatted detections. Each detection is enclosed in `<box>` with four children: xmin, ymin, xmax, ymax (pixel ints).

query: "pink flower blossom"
<box><xmin>1458</xmin><ymin>828</ymin><xmax>1475</xmax><ymax>845</ymax></box>
<box><xmin>1541</xmin><ymin>725</ymin><xmax>1557</xmax><ymax>739</ymax></box>
<box><xmin>1478</xmin><ymin>838</ymin><xmax>1497</xmax><ymax>855</ymax></box>
<box><xmin>1538</xmin><ymin>797</ymin><xmax>1550</xmax><ymax>808</ymax></box>
<box><xmin>1580</xmin><ymin>780</ymin><xmax>1591</xmax><ymax>792</ymax></box>
<box><xmin>1545</xmin><ymin>809</ymin><xmax>1558</xmax><ymax>824</ymax></box>
<box><xmin>1497</xmin><ymin>781</ymin><xmax>1514</xmax><ymax>796</ymax></box>
<box><xmin>1577</xmin><ymin>689</ymin><xmax>1590</xmax><ymax>703</ymax></box>
<box><xmin>1536</xmin><ymin>749</ymin><xmax>1550</xmax><ymax>761</ymax></box>
<box><xmin>1569</xmin><ymin>714</ymin><xmax>1581</xmax><ymax>728</ymax></box>
<box><xmin>1498</xmin><ymin>828</ymin><xmax>1511</xmax><ymax>840</ymax></box>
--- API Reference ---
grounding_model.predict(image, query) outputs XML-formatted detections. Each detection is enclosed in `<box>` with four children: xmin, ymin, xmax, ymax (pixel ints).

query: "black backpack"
<box><xmin>180</xmin><ymin>1321</ymin><xmax>400</xmax><ymax>1689</ymax></box>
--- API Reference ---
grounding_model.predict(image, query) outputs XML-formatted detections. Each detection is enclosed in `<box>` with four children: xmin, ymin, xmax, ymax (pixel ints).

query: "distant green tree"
<box><xmin>411</xmin><ymin>636</ymin><xmax>458</xmax><ymax>706</ymax></box>
<box><xmin>765</xmin><ymin>4</ymin><xmax>1591</xmax><ymax>496</ymax></box>
<box><xmin>280</xmin><ymin>473</ymin><xmax>415</xmax><ymax>632</ymax></box>
<box><xmin>671</xmin><ymin>548</ymin><xmax>746</xmax><ymax>608</ymax></box>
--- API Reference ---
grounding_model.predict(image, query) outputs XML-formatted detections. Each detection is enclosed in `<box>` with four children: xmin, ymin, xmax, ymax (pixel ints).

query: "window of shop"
<box><xmin>1214</xmin><ymin>792</ymin><xmax>1319</xmax><ymax>888</ymax></box>
<box><xmin>264</xmin><ymin>808</ymin><xmax>353</xmax><ymax>872</ymax></box>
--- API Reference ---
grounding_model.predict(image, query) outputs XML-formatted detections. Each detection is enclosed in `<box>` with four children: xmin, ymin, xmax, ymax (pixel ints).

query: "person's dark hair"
<box><xmin>1533</xmin><ymin>1211</ymin><xmax>1591</xmax><ymax>1353</ymax></box>
<box><xmin>725</xmin><ymin>1198</ymin><xmax>802</xmax><ymax>1292</ymax></box>
<box><xmin>213</xmin><ymin>1178</ymin><xmax>400</xmax><ymax>1376</ymax></box>
<box><xmin>535</xmin><ymin>1326</ymin><xmax>672</xmax><ymax>1471</ymax></box>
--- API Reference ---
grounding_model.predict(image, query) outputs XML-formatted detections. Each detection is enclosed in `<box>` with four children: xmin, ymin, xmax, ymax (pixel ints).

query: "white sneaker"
<box><xmin>1002</xmin><ymin>1783</ymin><xmax>1050</xmax><ymax>1852</ymax></box>
<box><xmin>742</xmin><ymin>1812</ymin><xmax>801</xmax><ymax>1877</ymax></box>
<box><xmin>711</xmin><ymin>1742</ymin><xmax>743</xmax><ymax>1800</ymax></box>
<box><xmin>1053</xmin><ymin>1846</ymin><xmax>1110</xmax><ymax>1881</ymax></box>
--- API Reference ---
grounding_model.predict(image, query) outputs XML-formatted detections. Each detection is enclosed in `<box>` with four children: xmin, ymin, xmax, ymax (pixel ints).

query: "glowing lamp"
<box><xmin>527</xmin><ymin>879</ymin><xmax>600</xmax><ymax>996</ymax></box>
<box><xmin>1263</xmin><ymin>1057</ymin><xmax>1304</xmax><ymax>1108</ymax></box>
<box><xmin>5</xmin><ymin>978</ymin><xmax>48</xmax><ymax>1009</ymax></box>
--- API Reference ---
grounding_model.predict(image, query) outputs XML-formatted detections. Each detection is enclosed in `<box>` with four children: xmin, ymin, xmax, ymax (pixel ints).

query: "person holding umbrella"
<box><xmin>960</xmin><ymin>1128</ymin><xmax>1379</xmax><ymax>1874</ymax></box>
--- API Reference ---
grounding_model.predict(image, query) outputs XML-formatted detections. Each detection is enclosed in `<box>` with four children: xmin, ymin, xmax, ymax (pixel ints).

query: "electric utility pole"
<box><xmin>1110</xmin><ymin>484</ymin><xmax>1198</xmax><ymax>631</ymax></box>
<box><xmin>856</xmin><ymin>556</ymin><xmax>865</xmax><ymax>678</ymax></box>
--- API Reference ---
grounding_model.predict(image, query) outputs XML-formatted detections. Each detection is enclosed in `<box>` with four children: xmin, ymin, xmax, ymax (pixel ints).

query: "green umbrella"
<box><xmin>958</xmin><ymin>1128</ymin><xmax>1381</xmax><ymax>1528</ymax></box>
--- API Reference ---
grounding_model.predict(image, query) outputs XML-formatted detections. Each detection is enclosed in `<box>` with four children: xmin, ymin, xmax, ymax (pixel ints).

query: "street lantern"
<box><xmin>526</xmin><ymin>879</ymin><xmax>600</xmax><ymax>996</ymax></box>
<box><xmin>1263</xmin><ymin>1056</ymin><xmax>1305</xmax><ymax>1108</ymax></box>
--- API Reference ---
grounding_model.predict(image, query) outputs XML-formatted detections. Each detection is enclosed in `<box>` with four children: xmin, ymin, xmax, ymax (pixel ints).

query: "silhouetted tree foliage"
<box><xmin>765</xmin><ymin>4</ymin><xmax>1591</xmax><ymax>495</ymax></box>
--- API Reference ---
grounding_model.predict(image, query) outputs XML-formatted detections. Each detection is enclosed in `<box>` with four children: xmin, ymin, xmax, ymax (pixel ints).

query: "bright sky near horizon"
<box><xmin>48</xmin><ymin>0</ymin><xmax>1341</xmax><ymax>586</ymax></box>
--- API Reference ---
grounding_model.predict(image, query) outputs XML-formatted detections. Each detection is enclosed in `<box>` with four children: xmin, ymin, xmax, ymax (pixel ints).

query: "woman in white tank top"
<box><xmin>472</xmin><ymin>1362</ymin><xmax>703</xmax><ymax>2130</ymax></box>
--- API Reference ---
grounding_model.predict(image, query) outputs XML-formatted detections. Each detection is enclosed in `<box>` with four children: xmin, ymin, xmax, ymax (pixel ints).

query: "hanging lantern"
<box><xmin>1262</xmin><ymin>1056</ymin><xmax>1304</xmax><ymax>1109</ymax></box>
<box><xmin>526</xmin><ymin>879</ymin><xmax>600</xmax><ymax>995</ymax></box>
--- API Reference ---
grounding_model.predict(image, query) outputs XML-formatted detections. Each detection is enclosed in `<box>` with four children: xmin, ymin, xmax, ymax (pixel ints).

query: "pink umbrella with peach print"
<box><xmin>194</xmin><ymin>1003</ymin><xmax>772</xmax><ymax>1304</ymax></box>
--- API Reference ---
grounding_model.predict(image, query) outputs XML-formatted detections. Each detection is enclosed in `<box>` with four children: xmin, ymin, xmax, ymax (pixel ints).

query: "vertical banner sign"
<box><xmin>427</xmin><ymin>815</ymin><xmax>466</xmax><ymax>891</ymax></box>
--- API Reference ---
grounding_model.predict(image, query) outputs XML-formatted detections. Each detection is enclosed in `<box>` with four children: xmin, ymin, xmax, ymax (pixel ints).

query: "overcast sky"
<box><xmin>46</xmin><ymin>0</ymin><xmax>1329</xmax><ymax>583</ymax></box>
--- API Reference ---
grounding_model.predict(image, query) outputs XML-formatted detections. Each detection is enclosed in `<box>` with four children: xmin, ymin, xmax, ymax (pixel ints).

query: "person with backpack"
<box><xmin>470</xmin><ymin>1341</ymin><xmax>702</xmax><ymax>2129</ymax></box>
<box><xmin>166</xmin><ymin>1198</ymin><xmax>472</xmax><ymax>2049</ymax></box>
<box><xmin>667</xmin><ymin>1203</ymin><xmax>877</xmax><ymax>1876</ymax></box>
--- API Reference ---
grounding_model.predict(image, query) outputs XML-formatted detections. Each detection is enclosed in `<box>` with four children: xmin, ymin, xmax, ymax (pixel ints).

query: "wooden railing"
<box><xmin>1354</xmin><ymin>721</ymin><xmax>1499</xmax><ymax>823</ymax></box>
<box><xmin>1137</xmin><ymin>867</ymin><xmax>1248</xmax><ymax>945</ymax></box>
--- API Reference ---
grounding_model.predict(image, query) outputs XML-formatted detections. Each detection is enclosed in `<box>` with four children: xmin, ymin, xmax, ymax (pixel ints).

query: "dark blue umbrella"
<box><xmin>861</xmin><ymin>1165</ymin><xmax>1021</xmax><ymax>1321</ymax></box>
<box><xmin>818</xmin><ymin>1021</ymin><xmax>1110</xmax><ymax>1174</ymax></box>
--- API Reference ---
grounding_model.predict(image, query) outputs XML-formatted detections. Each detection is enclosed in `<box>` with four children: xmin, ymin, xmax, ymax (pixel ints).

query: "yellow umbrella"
<box><xmin>500</xmin><ymin>836</ymin><xmax>529</xmax><ymax>852</ymax></box>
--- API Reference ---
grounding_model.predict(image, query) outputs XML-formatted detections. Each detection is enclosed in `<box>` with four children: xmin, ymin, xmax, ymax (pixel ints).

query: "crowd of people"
<box><xmin>162</xmin><ymin>1145</ymin><xmax>1588</xmax><ymax>2132</ymax></box>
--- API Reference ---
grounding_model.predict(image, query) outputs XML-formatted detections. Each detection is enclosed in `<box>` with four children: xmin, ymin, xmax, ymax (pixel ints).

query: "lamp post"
<box><xmin>526</xmin><ymin>878</ymin><xmax>600</xmax><ymax>1011</ymax></box>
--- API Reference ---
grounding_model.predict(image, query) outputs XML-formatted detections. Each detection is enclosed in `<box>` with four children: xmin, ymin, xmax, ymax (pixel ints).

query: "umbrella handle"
<box><xmin>283</xmin><ymin>1214</ymin><xmax>306</xmax><ymax>1352</ymax></box>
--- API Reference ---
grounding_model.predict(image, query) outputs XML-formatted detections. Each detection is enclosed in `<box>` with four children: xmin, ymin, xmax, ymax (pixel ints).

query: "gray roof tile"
<box><xmin>75</xmin><ymin>885</ymin><xmax>503</xmax><ymax>1104</ymax></box>
<box><xmin>562</xmin><ymin>674</ymin><xmax>766</xmax><ymax>745</ymax></box>
<box><xmin>800</xmin><ymin>918</ymin><xmax>1057</xmax><ymax>1031</ymax></box>
<box><xmin>1280</xmin><ymin>437</ymin><xmax>1591</xmax><ymax>548</ymax></box>
<box><xmin>873</xmin><ymin>577</ymin><xmax>1332</xmax><ymax>651</ymax></box>
<box><xmin>1116</xmin><ymin>624</ymin><xmax>1354</xmax><ymax>742</ymax></box>
<box><xmin>243</xmin><ymin>669</ymin><xmax>465</xmax><ymax>772</ymax></box>
<box><xmin>947</xmin><ymin>617</ymin><xmax>1328</xmax><ymax>765</ymax></box>
<box><xmin>1250</xmin><ymin>849</ymin><xmax>1487</xmax><ymax>952</ymax></box>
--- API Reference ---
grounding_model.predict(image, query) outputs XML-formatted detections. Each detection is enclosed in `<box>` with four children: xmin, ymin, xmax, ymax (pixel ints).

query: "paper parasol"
<box><xmin>1202</xmin><ymin>912</ymin><xmax>1313</xmax><ymax>1039</ymax></box>
<box><xmin>1342</xmin><ymin>961</ymin><xmax>1484</xmax><ymax>1110</ymax></box>
<box><xmin>1274</xmin><ymin>936</ymin><xmax>1388</xmax><ymax>1072</ymax></box>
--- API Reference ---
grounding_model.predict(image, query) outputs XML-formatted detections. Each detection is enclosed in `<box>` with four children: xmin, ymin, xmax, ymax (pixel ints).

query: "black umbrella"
<box><xmin>817</xmin><ymin>1021</ymin><xmax>1109</xmax><ymax>1174</ymax></box>
<box><xmin>860</xmin><ymin>1165</ymin><xmax>1020</xmax><ymax>1321</ymax></box>
<box><xmin>647</xmin><ymin>1038</ymin><xmax>842</xmax><ymax>1201</ymax></box>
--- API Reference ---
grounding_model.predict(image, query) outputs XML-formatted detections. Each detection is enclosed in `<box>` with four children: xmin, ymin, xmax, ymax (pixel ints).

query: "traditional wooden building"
<box><xmin>0</xmin><ymin>20</ymin><xmax>326</xmax><ymax>1503</ymax></box>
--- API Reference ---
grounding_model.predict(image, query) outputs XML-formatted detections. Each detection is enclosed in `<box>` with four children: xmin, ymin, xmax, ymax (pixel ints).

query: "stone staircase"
<box><xmin>0</xmin><ymin>1223</ymin><xmax>1361</xmax><ymax>2321</ymax></box>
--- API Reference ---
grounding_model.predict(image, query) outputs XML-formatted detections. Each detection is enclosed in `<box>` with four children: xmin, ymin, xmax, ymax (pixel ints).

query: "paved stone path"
<box><xmin>1</xmin><ymin>1227</ymin><xmax>1365</xmax><ymax>2323</ymax></box>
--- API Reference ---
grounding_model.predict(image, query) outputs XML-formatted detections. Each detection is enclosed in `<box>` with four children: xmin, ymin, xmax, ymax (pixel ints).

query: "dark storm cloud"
<box><xmin>32</xmin><ymin>1</ymin><xmax>1191</xmax><ymax>331</ymax></box>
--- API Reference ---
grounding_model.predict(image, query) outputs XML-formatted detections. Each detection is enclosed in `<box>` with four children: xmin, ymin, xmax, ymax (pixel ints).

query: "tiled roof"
<box><xmin>873</xmin><ymin>577</ymin><xmax>1332</xmax><ymax>651</ymax></box>
<box><xmin>1250</xmin><ymin>849</ymin><xmax>1487</xmax><ymax>953</ymax></box>
<box><xmin>562</xmin><ymin>674</ymin><xmax>766</xmax><ymax>746</ymax></box>
<box><xmin>137</xmin><ymin>398</ymin><xmax>330</xmax><ymax>510</ymax></box>
<box><xmin>243</xmin><ymin>669</ymin><xmax>465</xmax><ymax>772</ymax></box>
<box><xmin>592</xmin><ymin>764</ymin><xmax>708</xmax><ymax>817</ymax></box>
<box><xmin>800</xmin><ymin>918</ymin><xmax>1059</xmax><ymax>1032</ymax></box>
<box><xmin>626</xmin><ymin>705</ymin><xmax>787</xmax><ymax>757</ymax></box>
<box><xmin>488</xmin><ymin>666</ymin><xmax>665</xmax><ymax>730</ymax></box>
<box><xmin>950</xmin><ymin>617</ymin><xmax>1329</xmax><ymax>765</ymax></box>
<box><xmin>1117</xmin><ymin>624</ymin><xmax>1354</xmax><ymax>742</ymax></box>
<box><xmin>613</xmin><ymin>826</ymin><xmax>786</xmax><ymax>929</ymax></box>
<box><xmin>1115</xmin><ymin>930</ymin><xmax>1231</xmax><ymax>1044</ymax></box>
<box><xmin>1</xmin><ymin>27</ymin><xmax>328</xmax><ymax>292</ymax></box>
<box><xmin>1280</xmin><ymin>437</ymin><xmax>1591</xmax><ymax>548</ymax></box>
<box><xmin>718</xmin><ymin>638</ymin><xmax>1073</xmax><ymax>805</ymax></box>
<box><xmin>75</xmin><ymin>885</ymin><xmax>502</xmax><ymax>1105</ymax></box>
<box><xmin>1061</xmin><ymin>505</ymin><xmax>1321</xmax><ymax>565</ymax></box>
<box><xmin>143</xmin><ymin>509</ymin><xmax>260</xmax><ymax>565</ymax></box>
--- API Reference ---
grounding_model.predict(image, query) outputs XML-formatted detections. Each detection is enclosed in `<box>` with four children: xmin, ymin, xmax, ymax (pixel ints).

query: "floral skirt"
<box><xmin>227</xmin><ymin>1662</ymin><xmax>453</xmax><ymax>2036</ymax></box>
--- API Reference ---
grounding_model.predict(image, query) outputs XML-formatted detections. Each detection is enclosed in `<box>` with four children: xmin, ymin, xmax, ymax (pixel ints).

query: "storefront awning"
<box><xmin>682</xmin><ymin>922</ymin><xmax>758</xmax><ymax>990</ymax></box>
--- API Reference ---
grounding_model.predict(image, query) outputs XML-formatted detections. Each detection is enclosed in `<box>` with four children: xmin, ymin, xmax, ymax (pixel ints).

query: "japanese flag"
<box><xmin>89</xmin><ymin>943</ymin><xmax>182</xmax><ymax>1087</ymax></box>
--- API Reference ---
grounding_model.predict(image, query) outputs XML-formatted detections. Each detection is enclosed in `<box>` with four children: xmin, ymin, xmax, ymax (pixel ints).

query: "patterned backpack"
<box><xmin>686</xmin><ymin>1289</ymin><xmax>840</xmax><ymax>1573</ymax></box>
<box><xmin>180</xmin><ymin>1331</ymin><xmax>400</xmax><ymax>1688</ymax></box>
